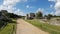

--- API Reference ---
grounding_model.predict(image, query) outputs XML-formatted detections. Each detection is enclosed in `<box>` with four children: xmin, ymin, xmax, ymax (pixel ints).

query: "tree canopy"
<box><xmin>36</xmin><ymin>11</ymin><xmax>43</xmax><ymax>19</ymax></box>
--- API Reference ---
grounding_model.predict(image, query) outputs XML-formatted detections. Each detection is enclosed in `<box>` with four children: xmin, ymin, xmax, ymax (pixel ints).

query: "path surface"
<box><xmin>16</xmin><ymin>19</ymin><xmax>49</xmax><ymax>34</ymax></box>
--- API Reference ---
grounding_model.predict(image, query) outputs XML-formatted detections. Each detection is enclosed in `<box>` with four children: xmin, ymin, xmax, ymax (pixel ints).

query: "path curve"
<box><xmin>16</xmin><ymin>19</ymin><xmax>49</xmax><ymax>34</ymax></box>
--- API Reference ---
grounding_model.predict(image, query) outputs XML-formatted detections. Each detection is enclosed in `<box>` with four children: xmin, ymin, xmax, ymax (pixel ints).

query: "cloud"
<box><xmin>50</xmin><ymin>11</ymin><xmax>55</xmax><ymax>15</ymax></box>
<box><xmin>50</xmin><ymin>5</ymin><xmax>53</xmax><ymax>8</ymax></box>
<box><xmin>0</xmin><ymin>0</ymin><xmax>20</xmax><ymax>13</ymax></box>
<box><xmin>36</xmin><ymin>8</ymin><xmax>44</xmax><ymax>13</ymax></box>
<box><xmin>14</xmin><ymin>9</ymin><xmax>24</xmax><ymax>15</ymax></box>
<box><xmin>26</xmin><ymin>5</ymin><xmax>34</xmax><ymax>8</ymax></box>
<box><xmin>22</xmin><ymin>0</ymin><xmax>28</xmax><ymax>2</ymax></box>
<box><xmin>48</xmin><ymin>0</ymin><xmax>60</xmax><ymax>16</ymax></box>
<box><xmin>48</xmin><ymin>0</ymin><xmax>56</xmax><ymax>2</ymax></box>
<box><xmin>3</xmin><ymin>0</ymin><xmax>20</xmax><ymax>6</ymax></box>
<box><xmin>36</xmin><ymin>8</ymin><xmax>50</xmax><ymax>15</ymax></box>
<box><xmin>54</xmin><ymin>0</ymin><xmax>60</xmax><ymax>15</ymax></box>
<box><xmin>55</xmin><ymin>2</ymin><xmax>60</xmax><ymax>10</ymax></box>
<box><xmin>0</xmin><ymin>0</ymin><xmax>27</xmax><ymax>16</ymax></box>
<box><xmin>0</xmin><ymin>0</ymin><xmax>20</xmax><ymax>12</ymax></box>
<box><xmin>26</xmin><ymin>5</ymin><xmax>30</xmax><ymax>8</ymax></box>
<box><xmin>55</xmin><ymin>11</ymin><xmax>60</xmax><ymax>15</ymax></box>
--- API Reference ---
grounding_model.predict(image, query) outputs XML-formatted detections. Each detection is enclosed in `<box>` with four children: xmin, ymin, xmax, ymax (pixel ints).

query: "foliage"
<box><xmin>47</xmin><ymin>14</ymin><xmax>53</xmax><ymax>20</ymax></box>
<box><xmin>36</xmin><ymin>11</ymin><xmax>43</xmax><ymax>19</ymax></box>
<box><xmin>44</xmin><ymin>14</ymin><xmax>53</xmax><ymax>20</ymax></box>
<box><xmin>7</xmin><ymin>13</ymin><xmax>22</xmax><ymax>18</ymax></box>
<box><xmin>0</xmin><ymin>10</ymin><xmax>20</xmax><ymax>29</ymax></box>
<box><xmin>0</xmin><ymin>10</ymin><xmax>17</xmax><ymax>34</ymax></box>
<box><xmin>0</xmin><ymin>21</ymin><xmax>7</xmax><ymax>29</ymax></box>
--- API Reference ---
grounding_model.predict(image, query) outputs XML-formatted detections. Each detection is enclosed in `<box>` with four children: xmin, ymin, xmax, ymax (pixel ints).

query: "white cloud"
<box><xmin>48</xmin><ymin>0</ymin><xmax>60</xmax><ymax>16</ymax></box>
<box><xmin>0</xmin><ymin>0</ymin><xmax>27</xmax><ymax>16</ymax></box>
<box><xmin>3</xmin><ymin>0</ymin><xmax>20</xmax><ymax>6</ymax></box>
<box><xmin>22</xmin><ymin>0</ymin><xmax>28</xmax><ymax>2</ymax></box>
<box><xmin>50</xmin><ymin>5</ymin><xmax>53</xmax><ymax>8</ymax></box>
<box><xmin>54</xmin><ymin>0</ymin><xmax>60</xmax><ymax>15</ymax></box>
<box><xmin>56</xmin><ymin>0</ymin><xmax>60</xmax><ymax>2</ymax></box>
<box><xmin>50</xmin><ymin>11</ymin><xmax>54</xmax><ymax>15</ymax></box>
<box><xmin>36</xmin><ymin>8</ymin><xmax>44</xmax><ymax>13</ymax></box>
<box><xmin>26</xmin><ymin>5</ymin><xmax>29</xmax><ymax>8</ymax></box>
<box><xmin>48</xmin><ymin>0</ymin><xmax>56</xmax><ymax>2</ymax></box>
<box><xmin>26</xmin><ymin>5</ymin><xmax>34</xmax><ymax>8</ymax></box>
<box><xmin>36</xmin><ymin>8</ymin><xmax>49</xmax><ymax>15</ymax></box>
<box><xmin>14</xmin><ymin>9</ymin><xmax>24</xmax><ymax>15</ymax></box>
<box><xmin>55</xmin><ymin>2</ymin><xmax>60</xmax><ymax>10</ymax></box>
<box><xmin>55</xmin><ymin>11</ymin><xmax>60</xmax><ymax>15</ymax></box>
<box><xmin>0</xmin><ymin>0</ymin><xmax>20</xmax><ymax>13</ymax></box>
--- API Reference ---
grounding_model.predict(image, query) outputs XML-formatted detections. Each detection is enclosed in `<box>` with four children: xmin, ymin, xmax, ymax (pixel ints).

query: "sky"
<box><xmin>0</xmin><ymin>0</ymin><xmax>60</xmax><ymax>16</ymax></box>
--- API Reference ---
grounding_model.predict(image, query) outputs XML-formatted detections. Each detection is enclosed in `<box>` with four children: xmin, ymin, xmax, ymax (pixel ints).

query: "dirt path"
<box><xmin>16</xmin><ymin>19</ymin><xmax>49</xmax><ymax>34</ymax></box>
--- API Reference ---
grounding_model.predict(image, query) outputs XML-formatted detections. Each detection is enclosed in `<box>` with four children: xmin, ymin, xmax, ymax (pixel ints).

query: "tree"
<box><xmin>46</xmin><ymin>14</ymin><xmax>53</xmax><ymax>20</ymax></box>
<box><xmin>36</xmin><ymin>11</ymin><xmax>43</xmax><ymax>19</ymax></box>
<box><xmin>7</xmin><ymin>13</ymin><xmax>21</xmax><ymax>18</ymax></box>
<box><xmin>0</xmin><ymin>10</ymin><xmax>21</xmax><ymax>29</ymax></box>
<box><xmin>0</xmin><ymin>10</ymin><xmax>8</xmax><ymax>28</ymax></box>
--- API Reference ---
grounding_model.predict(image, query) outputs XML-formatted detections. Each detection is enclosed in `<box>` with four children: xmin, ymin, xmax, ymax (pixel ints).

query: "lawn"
<box><xmin>0</xmin><ymin>19</ymin><xmax>16</xmax><ymax>34</ymax></box>
<box><xmin>26</xmin><ymin>19</ymin><xmax>60</xmax><ymax>34</ymax></box>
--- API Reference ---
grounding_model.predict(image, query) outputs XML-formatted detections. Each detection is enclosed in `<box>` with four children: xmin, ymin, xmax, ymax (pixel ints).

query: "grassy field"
<box><xmin>26</xmin><ymin>19</ymin><xmax>60</xmax><ymax>34</ymax></box>
<box><xmin>0</xmin><ymin>19</ymin><xmax>16</xmax><ymax>34</ymax></box>
<box><xmin>0</xmin><ymin>23</ymin><xmax>14</xmax><ymax>34</ymax></box>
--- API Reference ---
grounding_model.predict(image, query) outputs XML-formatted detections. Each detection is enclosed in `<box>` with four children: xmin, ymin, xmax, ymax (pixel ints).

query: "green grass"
<box><xmin>0</xmin><ymin>23</ymin><xmax>14</xmax><ymax>34</ymax></box>
<box><xmin>26</xmin><ymin>19</ymin><xmax>60</xmax><ymax>34</ymax></box>
<box><xmin>0</xmin><ymin>19</ymin><xmax>16</xmax><ymax>34</ymax></box>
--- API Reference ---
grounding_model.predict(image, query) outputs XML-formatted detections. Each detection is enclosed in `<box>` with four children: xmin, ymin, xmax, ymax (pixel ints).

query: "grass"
<box><xmin>26</xmin><ymin>19</ymin><xmax>60</xmax><ymax>34</ymax></box>
<box><xmin>0</xmin><ymin>23</ymin><xmax>14</xmax><ymax>34</ymax></box>
<box><xmin>0</xmin><ymin>19</ymin><xmax>16</xmax><ymax>34</ymax></box>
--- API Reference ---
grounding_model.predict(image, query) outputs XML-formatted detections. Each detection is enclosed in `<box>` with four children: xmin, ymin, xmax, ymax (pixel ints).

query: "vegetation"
<box><xmin>25</xmin><ymin>10</ymin><xmax>60</xmax><ymax>20</ymax></box>
<box><xmin>0</xmin><ymin>18</ymin><xmax>16</xmax><ymax>34</ymax></box>
<box><xmin>0</xmin><ymin>10</ymin><xmax>19</xmax><ymax>34</ymax></box>
<box><xmin>44</xmin><ymin>14</ymin><xmax>53</xmax><ymax>20</ymax></box>
<box><xmin>7</xmin><ymin>13</ymin><xmax>22</xmax><ymax>18</ymax></box>
<box><xmin>0</xmin><ymin>23</ymin><xmax>15</xmax><ymax>34</ymax></box>
<box><xmin>0</xmin><ymin>10</ymin><xmax>20</xmax><ymax>28</ymax></box>
<box><xmin>36</xmin><ymin>11</ymin><xmax>43</xmax><ymax>19</ymax></box>
<box><xmin>26</xmin><ymin>19</ymin><xmax>60</xmax><ymax>34</ymax></box>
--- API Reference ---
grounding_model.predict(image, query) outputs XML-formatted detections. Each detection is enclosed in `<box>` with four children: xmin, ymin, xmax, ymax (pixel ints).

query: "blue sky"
<box><xmin>0</xmin><ymin>0</ymin><xmax>60</xmax><ymax>16</ymax></box>
<box><xmin>16</xmin><ymin>0</ymin><xmax>55</xmax><ymax>15</ymax></box>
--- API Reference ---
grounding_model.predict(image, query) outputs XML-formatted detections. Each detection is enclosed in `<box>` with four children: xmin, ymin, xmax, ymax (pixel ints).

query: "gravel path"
<box><xmin>16</xmin><ymin>19</ymin><xmax>49</xmax><ymax>34</ymax></box>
